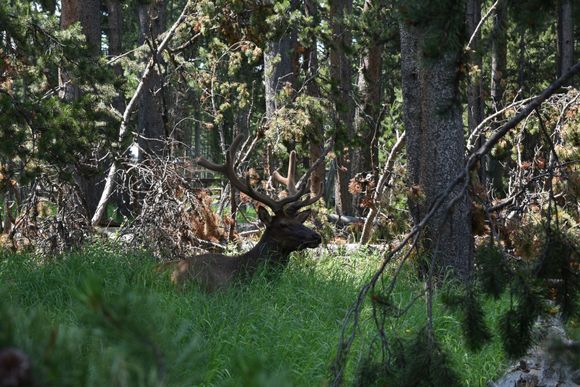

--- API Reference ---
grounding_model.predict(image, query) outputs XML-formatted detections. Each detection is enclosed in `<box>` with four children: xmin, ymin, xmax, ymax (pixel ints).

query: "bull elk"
<box><xmin>172</xmin><ymin>135</ymin><xmax>323</xmax><ymax>292</ymax></box>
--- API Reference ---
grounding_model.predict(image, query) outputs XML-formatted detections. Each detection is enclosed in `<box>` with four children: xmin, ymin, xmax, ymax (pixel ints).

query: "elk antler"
<box><xmin>196</xmin><ymin>135</ymin><xmax>319</xmax><ymax>214</ymax></box>
<box><xmin>272</xmin><ymin>149</ymin><xmax>325</xmax><ymax>215</ymax></box>
<box><xmin>272</xmin><ymin>150</ymin><xmax>297</xmax><ymax>195</ymax></box>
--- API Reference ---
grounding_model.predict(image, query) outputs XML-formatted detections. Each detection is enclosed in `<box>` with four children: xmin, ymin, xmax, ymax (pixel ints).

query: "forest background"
<box><xmin>0</xmin><ymin>0</ymin><xmax>579</xmax><ymax>385</ymax></box>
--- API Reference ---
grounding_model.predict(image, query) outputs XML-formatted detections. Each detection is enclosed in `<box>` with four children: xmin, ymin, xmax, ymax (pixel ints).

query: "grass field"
<box><xmin>0</xmin><ymin>245</ymin><xmax>509</xmax><ymax>386</ymax></box>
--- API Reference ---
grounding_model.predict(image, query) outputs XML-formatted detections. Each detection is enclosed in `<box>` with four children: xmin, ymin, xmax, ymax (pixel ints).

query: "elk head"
<box><xmin>183</xmin><ymin>135</ymin><xmax>323</xmax><ymax>286</ymax></box>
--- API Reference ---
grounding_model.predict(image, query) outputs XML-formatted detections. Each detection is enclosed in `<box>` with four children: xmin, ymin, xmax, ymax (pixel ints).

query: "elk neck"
<box><xmin>236</xmin><ymin>230</ymin><xmax>290</xmax><ymax>271</ymax></box>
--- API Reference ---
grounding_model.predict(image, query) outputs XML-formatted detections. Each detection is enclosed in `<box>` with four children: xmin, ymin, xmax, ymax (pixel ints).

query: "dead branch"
<box><xmin>92</xmin><ymin>2</ymin><xmax>192</xmax><ymax>227</ymax></box>
<box><xmin>360</xmin><ymin>131</ymin><xmax>406</xmax><ymax>244</ymax></box>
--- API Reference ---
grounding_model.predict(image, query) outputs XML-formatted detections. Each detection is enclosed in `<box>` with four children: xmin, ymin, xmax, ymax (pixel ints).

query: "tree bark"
<box><xmin>491</xmin><ymin>0</ymin><xmax>507</xmax><ymax>112</ymax></box>
<box><xmin>557</xmin><ymin>0</ymin><xmax>574</xmax><ymax>77</ymax></box>
<box><xmin>59</xmin><ymin>0</ymin><xmax>103</xmax><ymax>218</ymax></box>
<box><xmin>330</xmin><ymin>0</ymin><xmax>354</xmax><ymax>216</ymax></box>
<box><xmin>466</xmin><ymin>0</ymin><xmax>486</xmax><ymax>184</ymax></box>
<box><xmin>137</xmin><ymin>0</ymin><xmax>167</xmax><ymax>159</ymax></box>
<box><xmin>106</xmin><ymin>0</ymin><xmax>125</xmax><ymax>114</ymax></box>
<box><xmin>400</xmin><ymin>19</ymin><xmax>473</xmax><ymax>279</ymax></box>
<box><xmin>466</xmin><ymin>0</ymin><xmax>484</xmax><ymax>133</ymax></box>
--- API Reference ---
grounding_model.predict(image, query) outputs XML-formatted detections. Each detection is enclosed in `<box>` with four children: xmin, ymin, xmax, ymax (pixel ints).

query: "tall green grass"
<box><xmin>0</xmin><ymin>245</ymin><xmax>507</xmax><ymax>386</ymax></box>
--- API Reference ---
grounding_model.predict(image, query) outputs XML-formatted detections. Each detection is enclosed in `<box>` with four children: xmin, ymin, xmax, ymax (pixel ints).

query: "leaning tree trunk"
<box><xmin>557</xmin><ymin>0</ymin><xmax>574</xmax><ymax>77</ymax></box>
<box><xmin>137</xmin><ymin>0</ymin><xmax>167</xmax><ymax>159</ymax></box>
<box><xmin>400</xmin><ymin>20</ymin><xmax>473</xmax><ymax>280</ymax></box>
<box><xmin>330</xmin><ymin>0</ymin><xmax>354</xmax><ymax>216</ymax></box>
<box><xmin>59</xmin><ymin>0</ymin><xmax>103</xmax><ymax>219</ymax></box>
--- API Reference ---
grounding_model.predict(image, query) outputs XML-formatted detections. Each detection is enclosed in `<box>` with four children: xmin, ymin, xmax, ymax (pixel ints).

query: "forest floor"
<box><xmin>0</xmin><ymin>244</ymin><xmax>511</xmax><ymax>386</ymax></box>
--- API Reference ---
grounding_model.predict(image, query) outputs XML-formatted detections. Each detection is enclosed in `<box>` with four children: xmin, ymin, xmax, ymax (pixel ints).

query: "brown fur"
<box><xmin>171</xmin><ymin>207</ymin><xmax>321</xmax><ymax>292</ymax></box>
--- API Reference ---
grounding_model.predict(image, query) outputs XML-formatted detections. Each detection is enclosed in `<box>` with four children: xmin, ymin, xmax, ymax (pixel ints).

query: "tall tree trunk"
<box><xmin>106</xmin><ymin>0</ymin><xmax>125</xmax><ymax>114</ymax></box>
<box><xmin>59</xmin><ymin>0</ymin><xmax>103</xmax><ymax>218</ymax></box>
<box><xmin>400</xmin><ymin>18</ymin><xmax>473</xmax><ymax>280</ymax></box>
<box><xmin>488</xmin><ymin>0</ymin><xmax>508</xmax><ymax>195</ymax></box>
<box><xmin>466</xmin><ymin>0</ymin><xmax>485</xmax><ymax>183</ymax></box>
<box><xmin>491</xmin><ymin>0</ymin><xmax>507</xmax><ymax>112</ymax></box>
<box><xmin>304</xmin><ymin>0</ymin><xmax>325</xmax><ymax>197</ymax></box>
<box><xmin>263</xmin><ymin>0</ymin><xmax>298</xmax><ymax>174</ymax></box>
<box><xmin>466</xmin><ymin>0</ymin><xmax>483</xmax><ymax>133</ymax></box>
<box><xmin>137</xmin><ymin>0</ymin><xmax>167</xmax><ymax>159</ymax></box>
<box><xmin>352</xmin><ymin>0</ymin><xmax>382</xmax><ymax>215</ymax></box>
<box><xmin>330</xmin><ymin>0</ymin><xmax>354</xmax><ymax>216</ymax></box>
<box><xmin>105</xmin><ymin>0</ymin><xmax>131</xmax><ymax>218</ymax></box>
<box><xmin>557</xmin><ymin>0</ymin><xmax>574</xmax><ymax>77</ymax></box>
<box><xmin>59</xmin><ymin>0</ymin><xmax>102</xmax><ymax>100</ymax></box>
<box><xmin>264</xmin><ymin>40</ymin><xmax>295</xmax><ymax>121</ymax></box>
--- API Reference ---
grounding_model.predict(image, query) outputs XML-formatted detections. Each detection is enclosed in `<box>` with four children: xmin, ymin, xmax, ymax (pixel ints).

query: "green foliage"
<box><xmin>440</xmin><ymin>284</ymin><xmax>492</xmax><ymax>352</ymax></box>
<box><xmin>472</xmin><ymin>226</ymin><xmax>579</xmax><ymax>360</ymax></box>
<box><xmin>0</xmin><ymin>1</ymin><xmax>118</xmax><ymax>185</ymax></box>
<box><xmin>509</xmin><ymin>0</ymin><xmax>555</xmax><ymax>32</ymax></box>
<box><xmin>398</xmin><ymin>0</ymin><xmax>466</xmax><ymax>59</ymax></box>
<box><xmin>499</xmin><ymin>283</ymin><xmax>543</xmax><ymax>358</ymax></box>
<box><xmin>536</xmin><ymin>231</ymin><xmax>580</xmax><ymax>320</ymax></box>
<box><xmin>393</xmin><ymin>327</ymin><xmax>462</xmax><ymax>387</ymax></box>
<box><xmin>476</xmin><ymin>245</ymin><xmax>510</xmax><ymax>299</ymax></box>
<box><xmin>462</xmin><ymin>290</ymin><xmax>493</xmax><ymax>351</ymax></box>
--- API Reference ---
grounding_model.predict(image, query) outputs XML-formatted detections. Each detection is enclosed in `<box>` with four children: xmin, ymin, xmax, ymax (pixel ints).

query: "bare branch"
<box><xmin>466</xmin><ymin>0</ymin><xmax>499</xmax><ymax>52</ymax></box>
<box><xmin>91</xmin><ymin>2</ymin><xmax>192</xmax><ymax>226</ymax></box>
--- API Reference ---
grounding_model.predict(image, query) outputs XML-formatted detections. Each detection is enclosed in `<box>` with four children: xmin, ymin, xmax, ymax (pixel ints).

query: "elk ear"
<box><xmin>257</xmin><ymin>206</ymin><xmax>272</xmax><ymax>226</ymax></box>
<box><xmin>295</xmin><ymin>209</ymin><xmax>312</xmax><ymax>224</ymax></box>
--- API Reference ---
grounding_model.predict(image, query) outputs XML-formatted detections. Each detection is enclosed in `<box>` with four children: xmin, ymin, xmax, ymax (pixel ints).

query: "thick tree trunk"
<box><xmin>557</xmin><ymin>0</ymin><xmax>574</xmax><ymax>77</ymax></box>
<box><xmin>351</xmin><ymin>0</ymin><xmax>382</xmax><ymax>215</ymax></box>
<box><xmin>330</xmin><ymin>0</ymin><xmax>354</xmax><ymax>216</ymax></box>
<box><xmin>400</xmin><ymin>20</ymin><xmax>473</xmax><ymax>280</ymax></box>
<box><xmin>106</xmin><ymin>0</ymin><xmax>131</xmax><ymax>217</ymax></box>
<box><xmin>137</xmin><ymin>0</ymin><xmax>167</xmax><ymax>159</ymax></box>
<box><xmin>399</xmin><ymin>22</ymin><xmax>422</xmax><ymax>222</ymax></box>
<box><xmin>59</xmin><ymin>0</ymin><xmax>101</xmax><ymax>100</ymax></box>
<box><xmin>59</xmin><ymin>0</ymin><xmax>103</xmax><ymax>218</ymax></box>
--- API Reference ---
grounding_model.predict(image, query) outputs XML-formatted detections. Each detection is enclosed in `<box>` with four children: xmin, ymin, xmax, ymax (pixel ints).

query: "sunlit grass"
<box><xmin>0</xmin><ymin>245</ymin><xmax>508</xmax><ymax>386</ymax></box>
